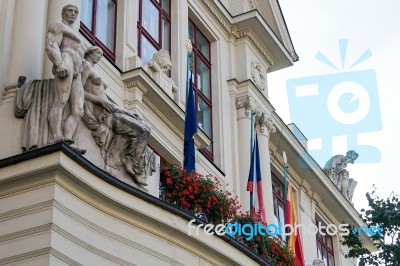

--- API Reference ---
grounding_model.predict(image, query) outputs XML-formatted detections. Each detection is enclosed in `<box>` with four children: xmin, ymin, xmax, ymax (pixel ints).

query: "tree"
<box><xmin>342</xmin><ymin>186</ymin><xmax>400</xmax><ymax>265</ymax></box>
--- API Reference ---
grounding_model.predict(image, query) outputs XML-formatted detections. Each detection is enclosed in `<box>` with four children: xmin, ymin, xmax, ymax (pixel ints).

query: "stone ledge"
<box><xmin>0</xmin><ymin>143</ymin><xmax>271</xmax><ymax>266</ymax></box>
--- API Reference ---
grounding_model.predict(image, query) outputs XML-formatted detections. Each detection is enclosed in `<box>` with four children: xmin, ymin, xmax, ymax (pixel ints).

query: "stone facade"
<box><xmin>0</xmin><ymin>0</ymin><xmax>374</xmax><ymax>265</ymax></box>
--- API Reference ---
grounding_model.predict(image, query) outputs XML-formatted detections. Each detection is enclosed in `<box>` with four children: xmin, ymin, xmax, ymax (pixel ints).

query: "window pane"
<box><xmin>162</xmin><ymin>0</ymin><xmax>170</xmax><ymax>15</ymax></box>
<box><xmin>197</xmin><ymin>98</ymin><xmax>211</xmax><ymax>137</ymax></box>
<box><xmin>81</xmin><ymin>0</ymin><xmax>93</xmax><ymax>29</ymax></box>
<box><xmin>317</xmin><ymin>242</ymin><xmax>322</xmax><ymax>259</ymax></box>
<box><xmin>196</xmin><ymin>31</ymin><xmax>210</xmax><ymax>60</ymax></box>
<box><xmin>188</xmin><ymin>21</ymin><xmax>194</xmax><ymax>44</ymax></box>
<box><xmin>273</xmin><ymin>197</ymin><xmax>278</xmax><ymax>216</ymax></box>
<box><xmin>272</xmin><ymin>178</ymin><xmax>283</xmax><ymax>198</ymax></box>
<box><xmin>328</xmin><ymin>254</ymin><xmax>334</xmax><ymax>266</ymax></box>
<box><xmin>141</xmin><ymin>36</ymin><xmax>157</xmax><ymax>65</ymax></box>
<box><xmin>321</xmin><ymin>248</ymin><xmax>327</xmax><ymax>263</ymax></box>
<box><xmin>95</xmin><ymin>0</ymin><xmax>115</xmax><ymax>51</ymax></box>
<box><xmin>162</xmin><ymin>18</ymin><xmax>170</xmax><ymax>51</ymax></box>
<box><xmin>327</xmin><ymin>235</ymin><xmax>333</xmax><ymax>250</ymax></box>
<box><xmin>278</xmin><ymin>202</ymin><xmax>285</xmax><ymax>225</ymax></box>
<box><xmin>196</xmin><ymin>59</ymin><xmax>210</xmax><ymax>99</ymax></box>
<box><xmin>142</xmin><ymin>0</ymin><xmax>159</xmax><ymax>42</ymax></box>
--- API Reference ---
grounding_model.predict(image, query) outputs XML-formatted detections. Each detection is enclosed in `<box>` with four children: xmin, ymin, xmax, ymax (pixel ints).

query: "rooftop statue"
<box><xmin>323</xmin><ymin>150</ymin><xmax>359</xmax><ymax>202</ymax></box>
<box><xmin>81</xmin><ymin>46</ymin><xmax>151</xmax><ymax>186</ymax></box>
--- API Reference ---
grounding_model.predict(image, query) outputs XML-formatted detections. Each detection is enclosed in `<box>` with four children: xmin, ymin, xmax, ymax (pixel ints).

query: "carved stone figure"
<box><xmin>143</xmin><ymin>147</ymin><xmax>158</xmax><ymax>177</ymax></box>
<box><xmin>340</xmin><ymin>171</ymin><xmax>350</xmax><ymax>198</ymax></box>
<box><xmin>15</xmin><ymin>5</ymin><xmax>86</xmax><ymax>153</ymax></box>
<box><xmin>146</xmin><ymin>49</ymin><xmax>172</xmax><ymax>73</ymax></box>
<box><xmin>348</xmin><ymin>178</ymin><xmax>358</xmax><ymax>202</ymax></box>
<box><xmin>323</xmin><ymin>150</ymin><xmax>358</xmax><ymax>175</ymax></box>
<box><xmin>46</xmin><ymin>4</ymin><xmax>85</xmax><ymax>151</ymax></box>
<box><xmin>81</xmin><ymin>46</ymin><xmax>151</xmax><ymax>185</ymax></box>
<box><xmin>311</xmin><ymin>259</ymin><xmax>325</xmax><ymax>266</ymax></box>
<box><xmin>251</xmin><ymin>61</ymin><xmax>266</xmax><ymax>91</ymax></box>
<box><xmin>323</xmin><ymin>150</ymin><xmax>359</xmax><ymax>201</ymax></box>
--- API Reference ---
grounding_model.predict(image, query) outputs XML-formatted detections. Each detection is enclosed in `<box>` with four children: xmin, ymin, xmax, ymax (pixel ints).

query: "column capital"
<box><xmin>235</xmin><ymin>95</ymin><xmax>258</xmax><ymax>117</ymax></box>
<box><xmin>255</xmin><ymin>112</ymin><xmax>276</xmax><ymax>136</ymax></box>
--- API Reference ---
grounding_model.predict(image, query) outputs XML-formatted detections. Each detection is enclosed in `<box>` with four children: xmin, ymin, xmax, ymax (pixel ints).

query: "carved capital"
<box><xmin>236</xmin><ymin>95</ymin><xmax>257</xmax><ymax>117</ymax></box>
<box><xmin>255</xmin><ymin>112</ymin><xmax>276</xmax><ymax>135</ymax></box>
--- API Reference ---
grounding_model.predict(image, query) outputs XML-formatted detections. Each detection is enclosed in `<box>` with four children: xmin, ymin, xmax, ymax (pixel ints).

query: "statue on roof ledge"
<box><xmin>323</xmin><ymin>150</ymin><xmax>359</xmax><ymax>202</ymax></box>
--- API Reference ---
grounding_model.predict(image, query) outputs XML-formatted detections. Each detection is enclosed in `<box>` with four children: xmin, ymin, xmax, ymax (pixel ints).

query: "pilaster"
<box><xmin>124</xmin><ymin>80</ymin><xmax>148</xmax><ymax>116</ymax></box>
<box><xmin>236</xmin><ymin>95</ymin><xmax>258</xmax><ymax>212</ymax></box>
<box><xmin>255</xmin><ymin>111</ymin><xmax>276</xmax><ymax>223</ymax></box>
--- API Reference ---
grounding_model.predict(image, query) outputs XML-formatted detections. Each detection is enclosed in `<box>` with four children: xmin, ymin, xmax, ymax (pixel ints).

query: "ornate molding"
<box><xmin>235</xmin><ymin>95</ymin><xmax>258</xmax><ymax>116</ymax></box>
<box><xmin>248</xmin><ymin>0</ymin><xmax>257</xmax><ymax>10</ymax></box>
<box><xmin>200</xmin><ymin>0</ymin><xmax>276</xmax><ymax>67</ymax></box>
<box><xmin>255</xmin><ymin>112</ymin><xmax>276</xmax><ymax>135</ymax></box>
<box><xmin>238</xmin><ymin>29</ymin><xmax>275</xmax><ymax>66</ymax></box>
<box><xmin>251</xmin><ymin>61</ymin><xmax>266</xmax><ymax>91</ymax></box>
<box><xmin>201</xmin><ymin>0</ymin><xmax>231</xmax><ymax>35</ymax></box>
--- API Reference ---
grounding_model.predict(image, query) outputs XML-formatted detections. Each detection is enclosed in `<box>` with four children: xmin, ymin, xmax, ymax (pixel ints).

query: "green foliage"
<box><xmin>341</xmin><ymin>186</ymin><xmax>400</xmax><ymax>265</ymax></box>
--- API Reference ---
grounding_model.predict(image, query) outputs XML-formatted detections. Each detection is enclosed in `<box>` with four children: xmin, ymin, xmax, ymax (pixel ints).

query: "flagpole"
<box><xmin>249</xmin><ymin>111</ymin><xmax>254</xmax><ymax>210</ymax></box>
<box><xmin>283</xmin><ymin>151</ymin><xmax>288</xmax><ymax>203</ymax></box>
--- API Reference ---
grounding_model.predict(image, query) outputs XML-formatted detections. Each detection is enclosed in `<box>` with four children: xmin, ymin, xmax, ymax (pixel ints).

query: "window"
<box><xmin>272</xmin><ymin>173</ymin><xmax>285</xmax><ymax>228</ymax></box>
<box><xmin>316</xmin><ymin>223</ymin><xmax>335</xmax><ymax>266</ymax></box>
<box><xmin>137</xmin><ymin>0</ymin><xmax>171</xmax><ymax>65</ymax></box>
<box><xmin>80</xmin><ymin>0</ymin><xmax>117</xmax><ymax>60</ymax></box>
<box><xmin>189</xmin><ymin>20</ymin><xmax>213</xmax><ymax>159</ymax></box>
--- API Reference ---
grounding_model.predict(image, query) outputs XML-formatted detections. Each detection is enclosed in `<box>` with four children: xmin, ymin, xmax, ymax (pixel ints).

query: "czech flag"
<box><xmin>246</xmin><ymin>133</ymin><xmax>267</xmax><ymax>224</ymax></box>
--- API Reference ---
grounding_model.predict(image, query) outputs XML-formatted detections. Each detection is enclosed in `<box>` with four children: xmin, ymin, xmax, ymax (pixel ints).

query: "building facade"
<box><xmin>0</xmin><ymin>0</ymin><xmax>374</xmax><ymax>265</ymax></box>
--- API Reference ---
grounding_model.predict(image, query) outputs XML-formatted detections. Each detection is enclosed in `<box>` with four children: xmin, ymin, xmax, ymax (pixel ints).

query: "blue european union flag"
<box><xmin>183</xmin><ymin>64</ymin><xmax>197</xmax><ymax>171</ymax></box>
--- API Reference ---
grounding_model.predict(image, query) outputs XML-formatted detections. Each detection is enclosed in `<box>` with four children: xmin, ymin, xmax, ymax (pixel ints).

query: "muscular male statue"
<box><xmin>45</xmin><ymin>4</ymin><xmax>85</xmax><ymax>153</ymax></box>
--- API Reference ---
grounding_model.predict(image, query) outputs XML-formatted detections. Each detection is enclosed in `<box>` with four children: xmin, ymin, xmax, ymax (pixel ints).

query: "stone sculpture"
<box><xmin>311</xmin><ymin>259</ymin><xmax>325</xmax><ymax>266</ymax></box>
<box><xmin>323</xmin><ymin>150</ymin><xmax>359</xmax><ymax>202</ymax></box>
<box><xmin>143</xmin><ymin>146</ymin><xmax>158</xmax><ymax>177</ymax></box>
<box><xmin>81</xmin><ymin>46</ymin><xmax>151</xmax><ymax>186</ymax></box>
<box><xmin>146</xmin><ymin>49</ymin><xmax>172</xmax><ymax>73</ymax></box>
<box><xmin>15</xmin><ymin>4</ymin><xmax>86</xmax><ymax>154</ymax></box>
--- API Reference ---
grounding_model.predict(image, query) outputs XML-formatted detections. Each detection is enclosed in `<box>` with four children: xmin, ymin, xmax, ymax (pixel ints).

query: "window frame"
<box><xmin>316</xmin><ymin>221</ymin><xmax>335</xmax><ymax>266</ymax></box>
<box><xmin>189</xmin><ymin>19</ymin><xmax>213</xmax><ymax>160</ymax></box>
<box><xmin>137</xmin><ymin>0</ymin><xmax>171</xmax><ymax>65</ymax></box>
<box><xmin>271</xmin><ymin>173</ymin><xmax>285</xmax><ymax>227</ymax></box>
<box><xmin>80</xmin><ymin>0</ymin><xmax>118</xmax><ymax>62</ymax></box>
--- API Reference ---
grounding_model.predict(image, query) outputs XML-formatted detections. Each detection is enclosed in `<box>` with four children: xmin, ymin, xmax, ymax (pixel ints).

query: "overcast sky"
<box><xmin>268</xmin><ymin>0</ymin><xmax>400</xmax><ymax>212</ymax></box>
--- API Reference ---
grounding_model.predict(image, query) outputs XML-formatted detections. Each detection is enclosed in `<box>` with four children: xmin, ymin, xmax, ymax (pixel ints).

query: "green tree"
<box><xmin>342</xmin><ymin>186</ymin><xmax>400</xmax><ymax>265</ymax></box>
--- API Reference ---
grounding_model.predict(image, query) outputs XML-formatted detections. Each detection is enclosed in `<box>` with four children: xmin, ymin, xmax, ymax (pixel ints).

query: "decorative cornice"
<box><xmin>235</xmin><ymin>95</ymin><xmax>258</xmax><ymax>116</ymax></box>
<box><xmin>255</xmin><ymin>112</ymin><xmax>276</xmax><ymax>135</ymax></box>
<box><xmin>238</xmin><ymin>29</ymin><xmax>275</xmax><ymax>66</ymax></box>
<box><xmin>200</xmin><ymin>0</ymin><xmax>276</xmax><ymax>67</ymax></box>
<box><xmin>201</xmin><ymin>0</ymin><xmax>231</xmax><ymax>35</ymax></box>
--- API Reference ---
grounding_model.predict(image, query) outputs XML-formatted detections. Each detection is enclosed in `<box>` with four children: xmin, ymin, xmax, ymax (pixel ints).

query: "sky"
<box><xmin>268</xmin><ymin>0</ymin><xmax>400</xmax><ymax>213</ymax></box>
